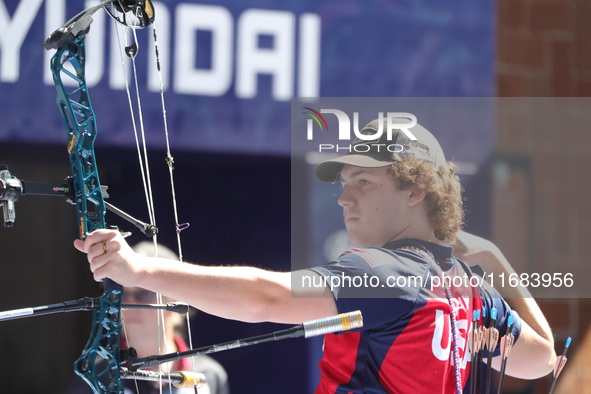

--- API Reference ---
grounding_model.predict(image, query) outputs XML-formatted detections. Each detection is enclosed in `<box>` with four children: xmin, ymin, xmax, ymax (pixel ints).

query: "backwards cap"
<box><xmin>314</xmin><ymin>117</ymin><xmax>448</xmax><ymax>183</ymax></box>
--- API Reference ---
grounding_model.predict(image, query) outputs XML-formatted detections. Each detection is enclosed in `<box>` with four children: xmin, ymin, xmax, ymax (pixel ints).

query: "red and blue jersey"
<box><xmin>310</xmin><ymin>239</ymin><xmax>521</xmax><ymax>394</ymax></box>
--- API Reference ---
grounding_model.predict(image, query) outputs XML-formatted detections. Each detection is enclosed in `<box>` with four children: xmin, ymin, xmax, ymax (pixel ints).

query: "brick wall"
<box><xmin>495</xmin><ymin>1</ymin><xmax>591</xmax><ymax>392</ymax></box>
<box><xmin>497</xmin><ymin>0</ymin><xmax>591</xmax><ymax>97</ymax></box>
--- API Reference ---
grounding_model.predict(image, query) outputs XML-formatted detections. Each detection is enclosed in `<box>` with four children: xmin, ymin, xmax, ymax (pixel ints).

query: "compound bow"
<box><xmin>0</xmin><ymin>1</ymin><xmax>172</xmax><ymax>393</ymax></box>
<box><xmin>45</xmin><ymin>1</ymin><xmax>154</xmax><ymax>393</ymax></box>
<box><xmin>0</xmin><ymin>2</ymin><xmax>366</xmax><ymax>393</ymax></box>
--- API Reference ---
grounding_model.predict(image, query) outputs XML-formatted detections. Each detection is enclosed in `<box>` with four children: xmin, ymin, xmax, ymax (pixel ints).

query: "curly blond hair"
<box><xmin>388</xmin><ymin>158</ymin><xmax>464</xmax><ymax>243</ymax></box>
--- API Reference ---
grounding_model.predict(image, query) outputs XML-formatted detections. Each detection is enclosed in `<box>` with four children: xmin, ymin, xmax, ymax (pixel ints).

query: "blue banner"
<box><xmin>1</xmin><ymin>0</ymin><xmax>493</xmax><ymax>155</ymax></box>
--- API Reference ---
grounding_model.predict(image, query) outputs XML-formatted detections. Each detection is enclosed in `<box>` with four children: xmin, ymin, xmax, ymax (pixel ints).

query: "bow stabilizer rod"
<box><xmin>127</xmin><ymin>311</ymin><xmax>363</xmax><ymax>371</ymax></box>
<box><xmin>0</xmin><ymin>299</ymin><xmax>189</xmax><ymax>322</ymax></box>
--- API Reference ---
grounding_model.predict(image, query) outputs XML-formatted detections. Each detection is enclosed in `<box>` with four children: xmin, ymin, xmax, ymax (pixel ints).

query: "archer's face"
<box><xmin>122</xmin><ymin>288</ymin><xmax>160</xmax><ymax>338</ymax></box>
<box><xmin>337</xmin><ymin>165</ymin><xmax>412</xmax><ymax>248</ymax></box>
<box><xmin>122</xmin><ymin>288</ymin><xmax>178</xmax><ymax>356</ymax></box>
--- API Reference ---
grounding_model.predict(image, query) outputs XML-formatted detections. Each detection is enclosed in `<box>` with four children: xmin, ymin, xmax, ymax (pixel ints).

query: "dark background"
<box><xmin>0</xmin><ymin>142</ymin><xmax>300</xmax><ymax>393</ymax></box>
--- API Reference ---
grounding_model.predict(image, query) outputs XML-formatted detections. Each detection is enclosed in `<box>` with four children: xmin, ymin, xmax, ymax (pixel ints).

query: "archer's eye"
<box><xmin>359</xmin><ymin>179</ymin><xmax>370</xmax><ymax>186</ymax></box>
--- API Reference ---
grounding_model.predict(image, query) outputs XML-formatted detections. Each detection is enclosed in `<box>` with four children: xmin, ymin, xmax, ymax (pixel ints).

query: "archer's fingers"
<box><xmin>84</xmin><ymin>231</ymin><xmax>136</xmax><ymax>285</ymax></box>
<box><xmin>88</xmin><ymin>253</ymin><xmax>111</xmax><ymax>281</ymax></box>
<box><xmin>92</xmin><ymin>268</ymin><xmax>110</xmax><ymax>282</ymax></box>
<box><xmin>85</xmin><ymin>229</ymin><xmax>119</xmax><ymax>246</ymax></box>
<box><xmin>74</xmin><ymin>229</ymin><xmax>120</xmax><ymax>254</ymax></box>
<box><xmin>73</xmin><ymin>239</ymin><xmax>85</xmax><ymax>253</ymax></box>
<box><xmin>88</xmin><ymin>250</ymin><xmax>135</xmax><ymax>285</ymax></box>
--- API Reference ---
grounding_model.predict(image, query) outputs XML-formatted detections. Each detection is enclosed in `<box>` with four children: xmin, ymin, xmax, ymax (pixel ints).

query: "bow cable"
<box><xmin>109</xmin><ymin>15</ymin><xmax>164</xmax><ymax>393</ymax></box>
<box><xmin>111</xmin><ymin>18</ymin><xmax>157</xmax><ymax>232</ymax></box>
<box><xmin>109</xmin><ymin>7</ymin><xmax>197</xmax><ymax>392</ymax></box>
<box><xmin>151</xmin><ymin>18</ymin><xmax>189</xmax><ymax>262</ymax></box>
<box><xmin>146</xmin><ymin>16</ymin><xmax>200</xmax><ymax>392</ymax></box>
<box><xmin>110</xmin><ymin>14</ymin><xmax>166</xmax><ymax>393</ymax></box>
<box><xmin>111</xmin><ymin>19</ymin><xmax>171</xmax><ymax>393</ymax></box>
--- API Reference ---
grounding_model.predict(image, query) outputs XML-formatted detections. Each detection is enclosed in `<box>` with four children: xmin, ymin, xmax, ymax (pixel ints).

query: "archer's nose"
<box><xmin>337</xmin><ymin>186</ymin><xmax>355</xmax><ymax>208</ymax></box>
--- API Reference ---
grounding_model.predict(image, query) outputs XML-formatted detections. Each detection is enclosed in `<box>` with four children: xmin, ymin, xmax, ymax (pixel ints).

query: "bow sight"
<box><xmin>0</xmin><ymin>165</ymin><xmax>157</xmax><ymax>236</ymax></box>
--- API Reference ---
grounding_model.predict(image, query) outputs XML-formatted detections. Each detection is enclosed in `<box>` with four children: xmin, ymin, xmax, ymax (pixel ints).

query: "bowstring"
<box><xmin>112</xmin><ymin>7</ymin><xmax>198</xmax><ymax>393</ymax></box>
<box><xmin>150</xmin><ymin>20</ymin><xmax>187</xmax><ymax>263</ymax></box>
<box><xmin>148</xmin><ymin>16</ymin><xmax>200</xmax><ymax>393</ymax></box>
<box><xmin>112</xmin><ymin>12</ymin><xmax>171</xmax><ymax>393</ymax></box>
<box><xmin>121</xmin><ymin>321</ymin><xmax>141</xmax><ymax>393</ymax></box>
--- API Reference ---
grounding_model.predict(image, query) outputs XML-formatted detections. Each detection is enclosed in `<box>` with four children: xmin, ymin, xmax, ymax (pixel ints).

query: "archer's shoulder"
<box><xmin>338</xmin><ymin>247</ymin><xmax>396</xmax><ymax>268</ymax></box>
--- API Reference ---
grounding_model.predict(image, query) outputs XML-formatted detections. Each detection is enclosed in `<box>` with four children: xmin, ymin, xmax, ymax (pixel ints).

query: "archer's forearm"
<box><xmin>134</xmin><ymin>258</ymin><xmax>336</xmax><ymax>324</ymax></box>
<box><xmin>479</xmin><ymin>246</ymin><xmax>554</xmax><ymax>345</ymax></box>
<box><xmin>454</xmin><ymin>231</ymin><xmax>556</xmax><ymax>374</ymax></box>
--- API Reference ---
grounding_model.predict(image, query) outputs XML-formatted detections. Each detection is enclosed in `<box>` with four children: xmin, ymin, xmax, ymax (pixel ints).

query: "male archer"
<box><xmin>75</xmin><ymin>118</ymin><xmax>555</xmax><ymax>393</ymax></box>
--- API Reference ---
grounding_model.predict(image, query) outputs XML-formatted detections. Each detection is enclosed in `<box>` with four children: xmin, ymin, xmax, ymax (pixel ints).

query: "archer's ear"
<box><xmin>407</xmin><ymin>184</ymin><xmax>427</xmax><ymax>207</ymax></box>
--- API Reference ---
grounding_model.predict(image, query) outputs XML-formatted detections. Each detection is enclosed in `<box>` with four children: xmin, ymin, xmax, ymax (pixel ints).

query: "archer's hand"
<box><xmin>452</xmin><ymin>230</ymin><xmax>521</xmax><ymax>282</ymax></box>
<box><xmin>74</xmin><ymin>229</ymin><xmax>142</xmax><ymax>286</ymax></box>
<box><xmin>452</xmin><ymin>230</ymin><xmax>499</xmax><ymax>269</ymax></box>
